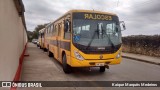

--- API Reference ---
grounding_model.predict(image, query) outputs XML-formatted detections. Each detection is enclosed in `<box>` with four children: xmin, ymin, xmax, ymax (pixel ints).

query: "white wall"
<box><xmin>0</xmin><ymin>0</ymin><xmax>27</xmax><ymax>81</ymax></box>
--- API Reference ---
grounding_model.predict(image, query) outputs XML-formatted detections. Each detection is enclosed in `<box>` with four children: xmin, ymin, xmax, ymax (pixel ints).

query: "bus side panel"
<box><xmin>44</xmin><ymin>33</ymin><xmax>48</xmax><ymax>50</ymax></box>
<box><xmin>42</xmin><ymin>37</ymin><xmax>44</xmax><ymax>48</ymax></box>
<box><xmin>48</xmin><ymin>37</ymin><xmax>59</xmax><ymax>61</ymax></box>
<box><xmin>60</xmin><ymin>42</ymin><xmax>71</xmax><ymax>65</ymax></box>
<box><xmin>49</xmin><ymin>37</ymin><xmax>56</xmax><ymax>58</ymax></box>
<box><xmin>55</xmin><ymin>40</ymin><xmax>59</xmax><ymax>60</ymax></box>
<box><xmin>44</xmin><ymin>38</ymin><xmax>48</xmax><ymax>49</ymax></box>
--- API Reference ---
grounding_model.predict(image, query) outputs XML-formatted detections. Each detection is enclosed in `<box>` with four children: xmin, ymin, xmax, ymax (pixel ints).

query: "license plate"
<box><xmin>96</xmin><ymin>63</ymin><xmax>105</xmax><ymax>66</ymax></box>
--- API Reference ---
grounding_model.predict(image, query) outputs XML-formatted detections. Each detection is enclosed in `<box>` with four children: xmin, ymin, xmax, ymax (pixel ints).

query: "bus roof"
<box><xmin>68</xmin><ymin>9</ymin><xmax>117</xmax><ymax>16</ymax></box>
<box><xmin>53</xmin><ymin>9</ymin><xmax>117</xmax><ymax>23</ymax></box>
<box><xmin>39</xmin><ymin>28</ymin><xmax>45</xmax><ymax>33</ymax></box>
<box><xmin>44</xmin><ymin>9</ymin><xmax>118</xmax><ymax>29</ymax></box>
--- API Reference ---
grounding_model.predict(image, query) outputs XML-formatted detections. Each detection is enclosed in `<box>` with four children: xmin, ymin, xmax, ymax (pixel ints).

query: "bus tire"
<box><xmin>48</xmin><ymin>49</ymin><xmax>53</xmax><ymax>57</ymax></box>
<box><xmin>43</xmin><ymin>48</ymin><xmax>47</xmax><ymax>52</ymax></box>
<box><xmin>99</xmin><ymin>66</ymin><xmax>105</xmax><ymax>72</ymax></box>
<box><xmin>62</xmin><ymin>54</ymin><xmax>72</xmax><ymax>74</ymax></box>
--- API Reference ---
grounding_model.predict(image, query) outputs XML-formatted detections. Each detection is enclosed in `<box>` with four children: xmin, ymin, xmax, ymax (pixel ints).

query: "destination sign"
<box><xmin>73</xmin><ymin>12</ymin><xmax>118</xmax><ymax>21</ymax></box>
<box><xmin>84</xmin><ymin>14</ymin><xmax>112</xmax><ymax>20</ymax></box>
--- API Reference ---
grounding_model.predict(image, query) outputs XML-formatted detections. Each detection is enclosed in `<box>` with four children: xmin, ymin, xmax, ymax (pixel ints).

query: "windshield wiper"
<box><xmin>86</xmin><ymin>30</ymin><xmax>97</xmax><ymax>49</ymax></box>
<box><xmin>86</xmin><ymin>30</ymin><xmax>115</xmax><ymax>50</ymax></box>
<box><xmin>86</xmin><ymin>24</ymin><xmax>115</xmax><ymax>50</ymax></box>
<box><xmin>86</xmin><ymin>23</ymin><xmax>102</xmax><ymax>49</ymax></box>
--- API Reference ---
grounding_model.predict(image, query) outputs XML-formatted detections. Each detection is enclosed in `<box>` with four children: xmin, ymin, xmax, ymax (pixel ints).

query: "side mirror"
<box><xmin>120</xmin><ymin>21</ymin><xmax>126</xmax><ymax>31</ymax></box>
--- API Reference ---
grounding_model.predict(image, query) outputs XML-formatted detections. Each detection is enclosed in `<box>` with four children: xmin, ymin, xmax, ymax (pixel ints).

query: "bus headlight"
<box><xmin>74</xmin><ymin>51</ymin><xmax>84</xmax><ymax>61</ymax></box>
<box><xmin>116</xmin><ymin>52</ymin><xmax>121</xmax><ymax>59</ymax></box>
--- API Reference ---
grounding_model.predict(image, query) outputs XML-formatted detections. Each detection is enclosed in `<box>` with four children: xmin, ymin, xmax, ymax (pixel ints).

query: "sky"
<box><xmin>22</xmin><ymin>0</ymin><xmax>160</xmax><ymax>36</ymax></box>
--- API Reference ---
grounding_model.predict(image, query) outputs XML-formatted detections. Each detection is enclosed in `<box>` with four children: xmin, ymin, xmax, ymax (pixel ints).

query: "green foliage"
<box><xmin>27</xmin><ymin>31</ymin><xmax>33</xmax><ymax>42</ymax></box>
<box><xmin>27</xmin><ymin>23</ymin><xmax>48</xmax><ymax>42</ymax></box>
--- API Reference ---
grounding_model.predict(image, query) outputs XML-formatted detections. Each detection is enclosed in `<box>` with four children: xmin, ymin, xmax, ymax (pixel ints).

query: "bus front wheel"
<box><xmin>99</xmin><ymin>66</ymin><xmax>105</xmax><ymax>72</ymax></box>
<box><xmin>62</xmin><ymin>54</ymin><xmax>72</xmax><ymax>74</ymax></box>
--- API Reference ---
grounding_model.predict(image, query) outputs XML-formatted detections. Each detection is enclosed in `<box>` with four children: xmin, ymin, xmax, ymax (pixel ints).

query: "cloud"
<box><xmin>23</xmin><ymin>0</ymin><xmax>160</xmax><ymax>36</ymax></box>
<box><xmin>114</xmin><ymin>0</ymin><xmax>160</xmax><ymax>36</ymax></box>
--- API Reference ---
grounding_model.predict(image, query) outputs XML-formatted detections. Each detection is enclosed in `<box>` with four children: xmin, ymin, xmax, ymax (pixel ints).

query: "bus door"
<box><xmin>57</xmin><ymin>23</ymin><xmax>62</xmax><ymax>61</ymax></box>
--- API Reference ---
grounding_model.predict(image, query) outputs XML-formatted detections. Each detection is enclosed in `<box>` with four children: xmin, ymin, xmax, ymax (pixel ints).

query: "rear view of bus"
<box><xmin>65</xmin><ymin>10</ymin><xmax>125</xmax><ymax>73</ymax></box>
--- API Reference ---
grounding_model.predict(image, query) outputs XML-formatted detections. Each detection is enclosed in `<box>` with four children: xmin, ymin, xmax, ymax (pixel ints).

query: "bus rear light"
<box><xmin>74</xmin><ymin>51</ymin><xmax>84</xmax><ymax>61</ymax></box>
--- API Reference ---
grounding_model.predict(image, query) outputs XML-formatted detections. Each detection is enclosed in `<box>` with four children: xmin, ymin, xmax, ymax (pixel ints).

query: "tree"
<box><xmin>27</xmin><ymin>31</ymin><xmax>33</xmax><ymax>42</ymax></box>
<box><xmin>27</xmin><ymin>23</ymin><xmax>48</xmax><ymax>42</ymax></box>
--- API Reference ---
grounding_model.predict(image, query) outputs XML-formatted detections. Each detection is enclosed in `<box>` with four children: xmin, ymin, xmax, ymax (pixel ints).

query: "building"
<box><xmin>0</xmin><ymin>0</ymin><xmax>27</xmax><ymax>83</ymax></box>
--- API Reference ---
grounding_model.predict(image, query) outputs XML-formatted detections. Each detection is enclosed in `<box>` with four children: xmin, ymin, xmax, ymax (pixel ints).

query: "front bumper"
<box><xmin>69</xmin><ymin>56</ymin><xmax>122</xmax><ymax>67</ymax></box>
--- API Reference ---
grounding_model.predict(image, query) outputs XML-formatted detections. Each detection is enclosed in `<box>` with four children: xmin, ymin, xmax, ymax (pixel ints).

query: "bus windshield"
<box><xmin>73</xmin><ymin>19</ymin><xmax>122</xmax><ymax>47</ymax></box>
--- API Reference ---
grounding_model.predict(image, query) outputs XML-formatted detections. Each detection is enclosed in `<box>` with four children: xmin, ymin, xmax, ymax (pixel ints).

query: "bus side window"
<box><xmin>58</xmin><ymin>24</ymin><xmax>61</xmax><ymax>36</ymax></box>
<box><xmin>48</xmin><ymin>27</ymin><xmax>50</xmax><ymax>36</ymax></box>
<box><xmin>50</xmin><ymin>26</ymin><xmax>52</xmax><ymax>36</ymax></box>
<box><xmin>40</xmin><ymin>33</ymin><xmax>42</xmax><ymax>38</ymax></box>
<box><xmin>51</xmin><ymin>24</ymin><xmax>53</xmax><ymax>35</ymax></box>
<box><xmin>54</xmin><ymin>25</ymin><xmax>56</xmax><ymax>36</ymax></box>
<box><xmin>52</xmin><ymin>24</ymin><xmax>54</xmax><ymax>36</ymax></box>
<box><xmin>47</xmin><ymin>28</ymin><xmax>49</xmax><ymax>36</ymax></box>
<box><xmin>64</xmin><ymin>19</ymin><xmax>71</xmax><ymax>40</ymax></box>
<box><xmin>45</xmin><ymin>29</ymin><xmax>47</xmax><ymax>36</ymax></box>
<box><xmin>45</xmin><ymin>29</ymin><xmax>47</xmax><ymax>34</ymax></box>
<box><xmin>47</xmin><ymin>28</ymin><xmax>49</xmax><ymax>34</ymax></box>
<box><xmin>55</xmin><ymin>25</ymin><xmax>58</xmax><ymax>36</ymax></box>
<box><xmin>41</xmin><ymin>33</ymin><xmax>43</xmax><ymax>38</ymax></box>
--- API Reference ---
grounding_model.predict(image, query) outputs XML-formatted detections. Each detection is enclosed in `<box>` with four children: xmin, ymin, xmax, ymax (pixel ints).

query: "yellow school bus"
<box><xmin>38</xmin><ymin>29</ymin><xmax>45</xmax><ymax>49</ymax></box>
<box><xmin>43</xmin><ymin>10</ymin><xmax>125</xmax><ymax>73</ymax></box>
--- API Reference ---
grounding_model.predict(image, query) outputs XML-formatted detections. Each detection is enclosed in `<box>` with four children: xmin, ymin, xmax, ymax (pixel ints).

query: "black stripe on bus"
<box><xmin>60</xmin><ymin>41</ymin><xmax>71</xmax><ymax>51</ymax></box>
<box><xmin>50</xmin><ymin>40</ymin><xmax>70</xmax><ymax>51</ymax></box>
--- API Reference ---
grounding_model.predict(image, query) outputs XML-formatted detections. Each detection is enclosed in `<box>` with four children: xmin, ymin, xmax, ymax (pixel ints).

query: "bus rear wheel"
<box><xmin>47</xmin><ymin>49</ymin><xmax>53</xmax><ymax>57</ymax></box>
<box><xmin>43</xmin><ymin>48</ymin><xmax>47</xmax><ymax>52</ymax></box>
<box><xmin>99</xmin><ymin>66</ymin><xmax>105</xmax><ymax>72</ymax></box>
<box><xmin>62</xmin><ymin>54</ymin><xmax>72</xmax><ymax>74</ymax></box>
